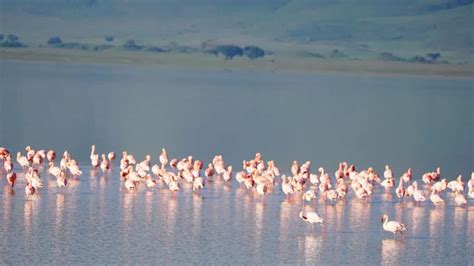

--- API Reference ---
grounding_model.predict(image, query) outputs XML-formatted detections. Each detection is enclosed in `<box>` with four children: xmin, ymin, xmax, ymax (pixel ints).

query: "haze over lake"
<box><xmin>1</xmin><ymin>60</ymin><xmax>472</xmax><ymax>177</ymax></box>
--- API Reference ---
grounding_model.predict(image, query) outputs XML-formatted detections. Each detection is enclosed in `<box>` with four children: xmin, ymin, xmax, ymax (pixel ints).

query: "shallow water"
<box><xmin>0</xmin><ymin>60</ymin><xmax>473</xmax><ymax>264</ymax></box>
<box><xmin>0</xmin><ymin>165</ymin><xmax>473</xmax><ymax>264</ymax></box>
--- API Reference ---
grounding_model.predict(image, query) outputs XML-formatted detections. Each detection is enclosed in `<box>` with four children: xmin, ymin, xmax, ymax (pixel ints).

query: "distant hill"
<box><xmin>0</xmin><ymin>0</ymin><xmax>473</xmax><ymax>62</ymax></box>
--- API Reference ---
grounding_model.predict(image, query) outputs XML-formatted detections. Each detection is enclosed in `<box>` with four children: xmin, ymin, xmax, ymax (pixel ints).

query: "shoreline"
<box><xmin>1</xmin><ymin>48</ymin><xmax>473</xmax><ymax>78</ymax></box>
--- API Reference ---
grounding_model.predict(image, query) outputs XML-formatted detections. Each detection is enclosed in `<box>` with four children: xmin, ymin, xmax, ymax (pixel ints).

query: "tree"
<box><xmin>123</xmin><ymin>39</ymin><xmax>143</xmax><ymax>51</ymax></box>
<box><xmin>427</xmin><ymin>53</ymin><xmax>441</xmax><ymax>61</ymax></box>
<box><xmin>215</xmin><ymin>45</ymin><xmax>243</xmax><ymax>59</ymax></box>
<box><xmin>105</xmin><ymin>36</ymin><xmax>114</xmax><ymax>42</ymax></box>
<box><xmin>243</xmin><ymin>46</ymin><xmax>265</xmax><ymax>59</ymax></box>
<box><xmin>6</xmin><ymin>34</ymin><xmax>18</xmax><ymax>42</ymax></box>
<box><xmin>47</xmin><ymin>37</ymin><xmax>62</xmax><ymax>45</ymax></box>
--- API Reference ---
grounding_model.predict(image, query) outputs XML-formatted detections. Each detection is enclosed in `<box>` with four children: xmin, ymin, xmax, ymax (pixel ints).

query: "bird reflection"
<box><xmin>411</xmin><ymin>206</ymin><xmax>424</xmax><ymax>235</ymax></box>
<box><xmin>299</xmin><ymin>235</ymin><xmax>323</xmax><ymax>264</ymax></box>
<box><xmin>349</xmin><ymin>197</ymin><xmax>369</xmax><ymax>232</ymax></box>
<box><xmin>54</xmin><ymin>193</ymin><xmax>65</xmax><ymax>237</ymax></box>
<box><xmin>166</xmin><ymin>197</ymin><xmax>178</xmax><ymax>238</ymax></box>
<box><xmin>254</xmin><ymin>201</ymin><xmax>265</xmax><ymax>257</ymax></box>
<box><xmin>192</xmin><ymin>193</ymin><xmax>202</xmax><ymax>237</ymax></box>
<box><xmin>429</xmin><ymin>207</ymin><xmax>445</xmax><ymax>237</ymax></box>
<box><xmin>145</xmin><ymin>191</ymin><xmax>154</xmax><ymax>226</ymax></box>
<box><xmin>90</xmin><ymin>168</ymin><xmax>98</xmax><ymax>178</ymax></box>
<box><xmin>122</xmin><ymin>191</ymin><xmax>135</xmax><ymax>224</ymax></box>
<box><xmin>2</xmin><ymin>190</ymin><xmax>12</xmax><ymax>232</ymax></box>
<box><xmin>453</xmin><ymin>206</ymin><xmax>465</xmax><ymax>236</ymax></box>
<box><xmin>23</xmin><ymin>200</ymin><xmax>33</xmax><ymax>239</ymax></box>
<box><xmin>467</xmin><ymin>206</ymin><xmax>474</xmax><ymax>236</ymax></box>
<box><xmin>381</xmin><ymin>239</ymin><xmax>404</xmax><ymax>265</ymax></box>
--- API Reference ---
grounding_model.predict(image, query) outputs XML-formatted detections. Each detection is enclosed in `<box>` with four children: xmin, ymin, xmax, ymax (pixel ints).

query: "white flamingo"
<box><xmin>159</xmin><ymin>148</ymin><xmax>168</xmax><ymax>169</ymax></box>
<box><xmin>299</xmin><ymin>211</ymin><xmax>324</xmax><ymax>225</ymax></box>
<box><xmin>90</xmin><ymin>145</ymin><xmax>99</xmax><ymax>167</ymax></box>
<box><xmin>193</xmin><ymin>177</ymin><xmax>205</xmax><ymax>192</ymax></box>
<box><xmin>454</xmin><ymin>192</ymin><xmax>467</xmax><ymax>206</ymax></box>
<box><xmin>380</xmin><ymin>214</ymin><xmax>407</xmax><ymax>238</ymax></box>
<box><xmin>16</xmin><ymin>152</ymin><xmax>30</xmax><ymax>168</ymax></box>
<box><xmin>430</xmin><ymin>190</ymin><xmax>444</xmax><ymax>206</ymax></box>
<box><xmin>383</xmin><ymin>165</ymin><xmax>393</xmax><ymax>179</ymax></box>
<box><xmin>413</xmin><ymin>181</ymin><xmax>426</xmax><ymax>202</ymax></box>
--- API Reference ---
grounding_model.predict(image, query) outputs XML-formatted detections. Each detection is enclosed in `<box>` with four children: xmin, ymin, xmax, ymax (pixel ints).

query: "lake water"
<box><xmin>0</xmin><ymin>60</ymin><xmax>473</xmax><ymax>264</ymax></box>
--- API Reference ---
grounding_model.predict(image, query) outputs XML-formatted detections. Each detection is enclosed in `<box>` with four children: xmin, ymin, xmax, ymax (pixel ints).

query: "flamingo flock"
<box><xmin>1</xmin><ymin>145</ymin><xmax>473</xmax><ymax>238</ymax></box>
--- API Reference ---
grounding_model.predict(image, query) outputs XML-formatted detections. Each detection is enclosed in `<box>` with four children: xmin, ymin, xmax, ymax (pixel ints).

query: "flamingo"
<box><xmin>3</xmin><ymin>157</ymin><xmax>13</xmax><ymax>172</ymax></box>
<box><xmin>126</xmin><ymin>154</ymin><xmax>136</xmax><ymax>165</ymax></box>
<box><xmin>380</xmin><ymin>214</ymin><xmax>407</xmax><ymax>238</ymax></box>
<box><xmin>90</xmin><ymin>145</ymin><xmax>99</xmax><ymax>167</ymax></box>
<box><xmin>25</xmin><ymin>182</ymin><xmax>36</xmax><ymax>197</ymax></box>
<box><xmin>430</xmin><ymin>190</ymin><xmax>444</xmax><ymax>206</ymax></box>
<box><xmin>432</xmin><ymin>179</ymin><xmax>447</xmax><ymax>193</ymax></box>
<box><xmin>412</xmin><ymin>181</ymin><xmax>426</xmax><ymax>202</ymax></box>
<box><xmin>100</xmin><ymin>154</ymin><xmax>110</xmax><ymax>173</ymax></box>
<box><xmin>169</xmin><ymin>158</ymin><xmax>178</xmax><ymax>169</ymax></box>
<box><xmin>335</xmin><ymin>162</ymin><xmax>344</xmax><ymax>180</ymax></box>
<box><xmin>336</xmin><ymin>179</ymin><xmax>347</xmax><ymax>198</ymax></box>
<box><xmin>447</xmin><ymin>175</ymin><xmax>464</xmax><ymax>193</ymax></box>
<box><xmin>281</xmin><ymin>176</ymin><xmax>294</xmax><ymax>197</ymax></box>
<box><xmin>145</xmin><ymin>175</ymin><xmax>156</xmax><ymax>188</ymax></box>
<box><xmin>222</xmin><ymin>166</ymin><xmax>233</xmax><ymax>182</ymax></box>
<box><xmin>422</xmin><ymin>167</ymin><xmax>440</xmax><ymax>184</ymax></box>
<box><xmin>32</xmin><ymin>152</ymin><xmax>43</xmax><ymax>165</ymax></box>
<box><xmin>405</xmin><ymin>182</ymin><xmax>415</xmax><ymax>197</ymax></box>
<box><xmin>151</xmin><ymin>164</ymin><xmax>161</xmax><ymax>177</ymax></box>
<box><xmin>0</xmin><ymin>147</ymin><xmax>10</xmax><ymax>160</ymax></box>
<box><xmin>26</xmin><ymin>168</ymin><xmax>43</xmax><ymax>189</ymax></box>
<box><xmin>56</xmin><ymin>171</ymin><xmax>68</xmax><ymax>188</ymax></box>
<box><xmin>395</xmin><ymin>177</ymin><xmax>404</xmax><ymax>199</ymax></box>
<box><xmin>468</xmin><ymin>173</ymin><xmax>474</xmax><ymax>198</ymax></box>
<box><xmin>401</xmin><ymin>168</ymin><xmax>412</xmax><ymax>184</ymax></box>
<box><xmin>380</xmin><ymin>178</ymin><xmax>394</xmax><ymax>190</ymax></box>
<box><xmin>454</xmin><ymin>192</ymin><xmax>467</xmax><ymax>206</ymax></box>
<box><xmin>256</xmin><ymin>182</ymin><xmax>269</xmax><ymax>198</ymax></box>
<box><xmin>159</xmin><ymin>148</ymin><xmax>168</xmax><ymax>169</ymax></box>
<box><xmin>193</xmin><ymin>177</ymin><xmax>205</xmax><ymax>192</ymax></box>
<box><xmin>302</xmin><ymin>190</ymin><xmax>316</xmax><ymax>202</ymax></box>
<box><xmin>67</xmin><ymin>161</ymin><xmax>82</xmax><ymax>177</ymax></box>
<box><xmin>168</xmin><ymin>180</ymin><xmax>180</xmax><ymax>192</ymax></box>
<box><xmin>205</xmin><ymin>163</ymin><xmax>215</xmax><ymax>181</ymax></box>
<box><xmin>107</xmin><ymin>152</ymin><xmax>116</xmax><ymax>162</ymax></box>
<box><xmin>325</xmin><ymin>189</ymin><xmax>338</xmax><ymax>202</ymax></box>
<box><xmin>138</xmin><ymin>155</ymin><xmax>151</xmax><ymax>172</ymax></box>
<box><xmin>7</xmin><ymin>172</ymin><xmax>16</xmax><ymax>188</ymax></box>
<box><xmin>16</xmin><ymin>152</ymin><xmax>30</xmax><ymax>168</ymax></box>
<box><xmin>47</xmin><ymin>150</ymin><xmax>56</xmax><ymax>162</ymax></box>
<box><xmin>25</xmin><ymin>146</ymin><xmax>35</xmax><ymax>162</ymax></box>
<box><xmin>299</xmin><ymin>211</ymin><xmax>324</xmax><ymax>225</ymax></box>
<box><xmin>48</xmin><ymin>162</ymin><xmax>61</xmax><ymax>177</ymax></box>
<box><xmin>291</xmin><ymin>161</ymin><xmax>299</xmax><ymax>176</ymax></box>
<box><xmin>309</xmin><ymin>173</ymin><xmax>319</xmax><ymax>185</ymax></box>
<box><xmin>124</xmin><ymin>178</ymin><xmax>136</xmax><ymax>190</ymax></box>
<box><xmin>383</xmin><ymin>165</ymin><xmax>393</xmax><ymax>179</ymax></box>
<box><xmin>60</xmin><ymin>154</ymin><xmax>69</xmax><ymax>170</ymax></box>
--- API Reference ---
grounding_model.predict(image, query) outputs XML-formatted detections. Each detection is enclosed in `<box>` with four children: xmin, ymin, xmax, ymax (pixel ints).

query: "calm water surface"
<box><xmin>0</xmin><ymin>166</ymin><xmax>473</xmax><ymax>264</ymax></box>
<box><xmin>0</xmin><ymin>60</ymin><xmax>473</xmax><ymax>264</ymax></box>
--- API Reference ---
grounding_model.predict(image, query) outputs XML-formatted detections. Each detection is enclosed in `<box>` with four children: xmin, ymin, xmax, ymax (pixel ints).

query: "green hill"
<box><xmin>0</xmin><ymin>0</ymin><xmax>472</xmax><ymax>63</ymax></box>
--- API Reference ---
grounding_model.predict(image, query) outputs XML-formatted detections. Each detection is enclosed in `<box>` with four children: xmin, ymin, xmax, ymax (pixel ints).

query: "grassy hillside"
<box><xmin>0</xmin><ymin>0</ymin><xmax>472</xmax><ymax>63</ymax></box>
